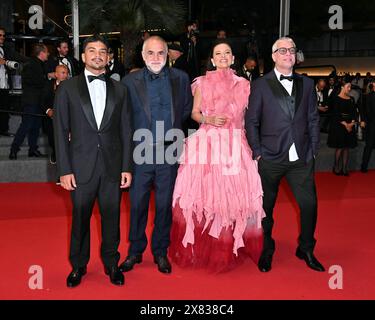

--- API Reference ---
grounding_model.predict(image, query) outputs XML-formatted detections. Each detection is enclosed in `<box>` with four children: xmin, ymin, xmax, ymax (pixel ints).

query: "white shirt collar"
<box><xmin>274</xmin><ymin>67</ymin><xmax>293</xmax><ymax>81</ymax></box>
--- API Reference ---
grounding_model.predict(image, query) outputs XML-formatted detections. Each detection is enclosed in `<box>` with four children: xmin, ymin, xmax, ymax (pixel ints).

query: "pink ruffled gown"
<box><xmin>169</xmin><ymin>68</ymin><xmax>265</xmax><ymax>273</ymax></box>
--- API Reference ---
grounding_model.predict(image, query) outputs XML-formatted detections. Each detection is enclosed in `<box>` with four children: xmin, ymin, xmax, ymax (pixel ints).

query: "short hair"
<box><xmin>271</xmin><ymin>37</ymin><xmax>296</xmax><ymax>53</ymax></box>
<box><xmin>32</xmin><ymin>43</ymin><xmax>47</xmax><ymax>57</ymax></box>
<box><xmin>82</xmin><ymin>34</ymin><xmax>109</xmax><ymax>52</ymax></box>
<box><xmin>142</xmin><ymin>35</ymin><xmax>168</xmax><ymax>53</ymax></box>
<box><xmin>56</xmin><ymin>39</ymin><xmax>69</xmax><ymax>48</ymax></box>
<box><xmin>55</xmin><ymin>64</ymin><xmax>69</xmax><ymax>72</ymax></box>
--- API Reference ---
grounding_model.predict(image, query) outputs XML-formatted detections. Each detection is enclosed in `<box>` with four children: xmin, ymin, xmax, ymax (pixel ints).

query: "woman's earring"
<box><xmin>231</xmin><ymin>58</ymin><xmax>235</xmax><ymax>65</ymax></box>
<box><xmin>212</xmin><ymin>61</ymin><xmax>216</xmax><ymax>67</ymax></box>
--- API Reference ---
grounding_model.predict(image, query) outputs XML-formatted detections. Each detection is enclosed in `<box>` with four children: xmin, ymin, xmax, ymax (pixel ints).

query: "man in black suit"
<box><xmin>237</xmin><ymin>56</ymin><xmax>259</xmax><ymax>82</ymax></box>
<box><xmin>9</xmin><ymin>43</ymin><xmax>49</xmax><ymax>160</ymax></box>
<box><xmin>106</xmin><ymin>47</ymin><xmax>125</xmax><ymax>81</ymax></box>
<box><xmin>245</xmin><ymin>37</ymin><xmax>325</xmax><ymax>273</ymax></box>
<box><xmin>41</xmin><ymin>64</ymin><xmax>69</xmax><ymax>165</ymax></box>
<box><xmin>54</xmin><ymin>34</ymin><xmax>133</xmax><ymax>287</ymax></box>
<box><xmin>168</xmin><ymin>43</ymin><xmax>188</xmax><ymax>74</ymax></box>
<box><xmin>361</xmin><ymin>82</ymin><xmax>375</xmax><ymax>172</ymax></box>
<box><xmin>120</xmin><ymin>36</ymin><xmax>192</xmax><ymax>274</ymax></box>
<box><xmin>46</xmin><ymin>39</ymin><xmax>81</xmax><ymax>79</ymax></box>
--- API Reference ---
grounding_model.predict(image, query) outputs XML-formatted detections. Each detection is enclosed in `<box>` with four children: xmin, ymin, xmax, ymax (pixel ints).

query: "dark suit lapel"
<box><xmin>99</xmin><ymin>78</ymin><xmax>116</xmax><ymax>131</ymax></box>
<box><xmin>266</xmin><ymin>71</ymin><xmax>291</xmax><ymax>118</ymax></box>
<box><xmin>294</xmin><ymin>74</ymin><xmax>303</xmax><ymax>113</ymax></box>
<box><xmin>77</xmin><ymin>73</ymin><xmax>98</xmax><ymax>131</ymax></box>
<box><xmin>169</xmin><ymin>69</ymin><xmax>178</xmax><ymax>126</ymax></box>
<box><xmin>134</xmin><ymin>71</ymin><xmax>151</xmax><ymax>123</ymax></box>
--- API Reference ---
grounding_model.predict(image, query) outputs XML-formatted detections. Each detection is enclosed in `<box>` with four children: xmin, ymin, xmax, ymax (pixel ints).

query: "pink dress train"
<box><xmin>169</xmin><ymin>69</ymin><xmax>265</xmax><ymax>273</ymax></box>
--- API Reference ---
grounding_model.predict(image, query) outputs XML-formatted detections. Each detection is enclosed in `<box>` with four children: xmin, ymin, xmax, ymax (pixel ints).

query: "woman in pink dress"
<box><xmin>169</xmin><ymin>40</ymin><xmax>265</xmax><ymax>272</ymax></box>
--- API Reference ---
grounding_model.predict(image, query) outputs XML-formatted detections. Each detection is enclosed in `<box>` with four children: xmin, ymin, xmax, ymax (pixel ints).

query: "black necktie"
<box><xmin>88</xmin><ymin>74</ymin><xmax>106</xmax><ymax>83</ymax></box>
<box><xmin>280</xmin><ymin>74</ymin><xmax>293</xmax><ymax>81</ymax></box>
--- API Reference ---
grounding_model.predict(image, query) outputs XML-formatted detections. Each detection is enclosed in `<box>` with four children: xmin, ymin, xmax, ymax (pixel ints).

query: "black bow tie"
<box><xmin>150</xmin><ymin>73</ymin><xmax>160</xmax><ymax>81</ymax></box>
<box><xmin>280</xmin><ymin>74</ymin><xmax>293</xmax><ymax>81</ymax></box>
<box><xmin>88</xmin><ymin>74</ymin><xmax>106</xmax><ymax>83</ymax></box>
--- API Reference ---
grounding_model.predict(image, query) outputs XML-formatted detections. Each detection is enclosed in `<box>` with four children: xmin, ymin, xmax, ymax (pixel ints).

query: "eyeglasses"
<box><xmin>273</xmin><ymin>47</ymin><xmax>297</xmax><ymax>55</ymax></box>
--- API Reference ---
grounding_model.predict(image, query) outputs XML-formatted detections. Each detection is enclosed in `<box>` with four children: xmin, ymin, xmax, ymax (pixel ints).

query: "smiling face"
<box><xmin>81</xmin><ymin>41</ymin><xmax>108</xmax><ymax>74</ymax></box>
<box><xmin>211</xmin><ymin>43</ymin><xmax>233</xmax><ymax>70</ymax></box>
<box><xmin>142</xmin><ymin>37</ymin><xmax>168</xmax><ymax>74</ymax></box>
<box><xmin>272</xmin><ymin>39</ymin><xmax>296</xmax><ymax>73</ymax></box>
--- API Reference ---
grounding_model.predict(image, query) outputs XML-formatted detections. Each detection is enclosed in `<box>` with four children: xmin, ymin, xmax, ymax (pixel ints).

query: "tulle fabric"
<box><xmin>169</xmin><ymin>69</ymin><xmax>265</xmax><ymax>273</ymax></box>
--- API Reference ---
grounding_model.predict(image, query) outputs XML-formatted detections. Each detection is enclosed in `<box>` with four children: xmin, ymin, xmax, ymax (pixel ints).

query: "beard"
<box><xmin>145</xmin><ymin>60</ymin><xmax>166</xmax><ymax>74</ymax></box>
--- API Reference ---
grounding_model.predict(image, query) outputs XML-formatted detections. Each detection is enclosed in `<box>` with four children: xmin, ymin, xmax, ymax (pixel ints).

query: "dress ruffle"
<box><xmin>169</xmin><ymin>69</ymin><xmax>265</xmax><ymax>272</ymax></box>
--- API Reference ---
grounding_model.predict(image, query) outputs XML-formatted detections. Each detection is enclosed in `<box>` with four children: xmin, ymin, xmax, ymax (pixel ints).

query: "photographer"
<box><xmin>179</xmin><ymin>20</ymin><xmax>200</xmax><ymax>80</ymax></box>
<box><xmin>0</xmin><ymin>26</ymin><xmax>27</xmax><ymax>137</ymax></box>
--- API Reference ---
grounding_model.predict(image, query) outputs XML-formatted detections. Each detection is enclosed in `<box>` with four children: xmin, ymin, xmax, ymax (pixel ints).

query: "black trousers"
<box><xmin>128</xmin><ymin>161</ymin><xmax>178</xmax><ymax>257</ymax></box>
<box><xmin>69</xmin><ymin>152</ymin><xmax>122</xmax><ymax>269</ymax></box>
<box><xmin>11</xmin><ymin>104</ymin><xmax>42</xmax><ymax>152</ymax></box>
<box><xmin>42</xmin><ymin>116</ymin><xmax>55</xmax><ymax>154</ymax></box>
<box><xmin>258</xmin><ymin>157</ymin><xmax>318</xmax><ymax>255</ymax></box>
<box><xmin>361</xmin><ymin>123</ymin><xmax>375</xmax><ymax>169</ymax></box>
<box><xmin>0</xmin><ymin>89</ymin><xmax>10</xmax><ymax>133</ymax></box>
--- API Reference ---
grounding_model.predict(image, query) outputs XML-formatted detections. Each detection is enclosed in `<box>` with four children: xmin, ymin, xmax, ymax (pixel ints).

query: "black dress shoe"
<box><xmin>119</xmin><ymin>255</ymin><xmax>142</xmax><ymax>272</ymax></box>
<box><xmin>258</xmin><ymin>252</ymin><xmax>273</xmax><ymax>272</ymax></box>
<box><xmin>104</xmin><ymin>266</ymin><xmax>124</xmax><ymax>286</ymax></box>
<box><xmin>154</xmin><ymin>256</ymin><xmax>172</xmax><ymax>274</ymax></box>
<box><xmin>360</xmin><ymin>167</ymin><xmax>368</xmax><ymax>173</ymax></box>
<box><xmin>9</xmin><ymin>150</ymin><xmax>17</xmax><ymax>160</ymax></box>
<box><xmin>28</xmin><ymin>150</ymin><xmax>46</xmax><ymax>157</ymax></box>
<box><xmin>332</xmin><ymin>167</ymin><xmax>342</xmax><ymax>176</ymax></box>
<box><xmin>296</xmin><ymin>248</ymin><xmax>325</xmax><ymax>272</ymax></box>
<box><xmin>67</xmin><ymin>267</ymin><xmax>87</xmax><ymax>288</ymax></box>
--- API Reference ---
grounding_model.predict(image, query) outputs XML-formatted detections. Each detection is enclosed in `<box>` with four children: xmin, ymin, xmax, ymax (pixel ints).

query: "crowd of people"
<box><xmin>1</xmin><ymin>23</ymin><xmax>375</xmax><ymax>288</ymax></box>
<box><xmin>313</xmin><ymin>71</ymin><xmax>375</xmax><ymax>174</ymax></box>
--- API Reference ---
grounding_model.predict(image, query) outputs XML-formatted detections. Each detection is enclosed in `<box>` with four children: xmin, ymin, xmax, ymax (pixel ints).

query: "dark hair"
<box><xmin>82</xmin><ymin>34</ymin><xmax>109</xmax><ymax>52</ymax></box>
<box><xmin>206</xmin><ymin>39</ymin><xmax>233</xmax><ymax>71</ymax></box>
<box><xmin>56</xmin><ymin>39</ymin><xmax>69</xmax><ymax>48</ymax></box>
<box><xmin>186</xmin><ymin>20</ymin><xmax>197</xmax><ymax>28</ymax></box>
<box><xmin>0</xmin><ymin>26</ymin><xmax>5</xmax><ymax>33</ymax></box>
<box><xmin>32</xmin><ymin>43</ymin><xmax>47</xmax><ymax>57</ymax></box>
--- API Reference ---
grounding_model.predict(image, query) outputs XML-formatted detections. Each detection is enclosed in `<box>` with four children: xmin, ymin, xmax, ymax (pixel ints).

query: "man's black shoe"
<box><xmin>119</xmin><ymin>255</ymin><xmax>142</xmax><ymax>272</ymax></box>
<box><xmin>66</xmin><ymin>267</ymin><xmax>87</xmax><ymax>288</ymax></box>
<box><xmin>28</xmin><ymin>150</ymin><xmax>46</xmax><ymax>157</ymax></box>
<box><xmin>154</xmin><ymin>256</ymin><xmax>172</xmax><ymax>274</ymax></box>
<box><xmin>258</xmin><ymin>252</ymin><xmax>273</xmax><ymax>272</ymax></box>
<box><xmin>296</xmin><ymin>247</ymin><xmax>325</xmax><ymax>272</ymax></box>
<box><xmin>9</xmin><ymin>150</ymin><xmax>17</xmax><ymax>160</ymax></box>
<box><xmin>104</xmin><ymin>266</ymin><xmax>124</xmax><ymax>286</ymax></box>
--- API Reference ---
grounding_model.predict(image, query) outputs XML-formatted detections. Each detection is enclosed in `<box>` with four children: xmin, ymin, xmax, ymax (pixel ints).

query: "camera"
<box><xmin>5</xmin><ymin>60</ymin><xmax>19</xmax><ymax>69</ymax></box>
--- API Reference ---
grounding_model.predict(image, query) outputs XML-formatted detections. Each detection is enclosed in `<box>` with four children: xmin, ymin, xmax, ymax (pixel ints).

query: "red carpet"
<box><xmin>0</xmin><ymin>171</ymin><xmax>375</xmax><ymax>300</ymax></box>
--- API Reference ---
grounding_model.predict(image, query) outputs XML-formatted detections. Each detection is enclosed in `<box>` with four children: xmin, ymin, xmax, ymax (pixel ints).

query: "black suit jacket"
<box><xmin>46</xmin><ymin>55</ymin><xmax>81</xmax><ymax>77</ymax></box>
<box><xmin>245</xmin><ymin>70</ymin><xmax>320</xmax><ymax>162</ymax></box>
<box><xmin>53</xmin><ymin>73</ymin><xmax>133</xmax><ymax>184</ymax></box>
<box><xmin>21</xmin><ymin>57</ymin><xmax>48</xmax><ymax>106</ymax></box>
<box><xmin>365</xmin><ymin>91</ymin><xmax>375</xmax><ymax>124</ymax></box>
<box><xmin>121</xmin><ymin>67</ymin><xmax>192</xmax><ymax>148</ymax></box>
<box><xmin>107</xmin><ymin>59</ymin><xmax>126</xmax><ymax>80</ymax></box>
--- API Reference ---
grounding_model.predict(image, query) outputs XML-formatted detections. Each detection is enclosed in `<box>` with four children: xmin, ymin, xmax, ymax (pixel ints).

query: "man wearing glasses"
<box><xmin>245</xmin><ymin>37</ymin><xmax>324</xmax><ymax>273</ymax></box>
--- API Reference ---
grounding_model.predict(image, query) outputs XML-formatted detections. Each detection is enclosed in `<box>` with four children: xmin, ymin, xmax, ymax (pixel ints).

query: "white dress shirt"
<box><xmin>0</xmin><ymin>46</ymin><xmax>9</xmax><ymax>89</ymax></box>
<box><xmin>84</xmin><ymin>69</ymin><xmax>106</xmax><ymax>129</ymax></box>
<box><xmin>274</xmin><ymin>68</ymin><xmax>299</xmax><ymax>162</ymax></box>
<box><xmin>59</xmin><ymin>55</ymin><xmax>72</xmax><ymax>78</ymax></box>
